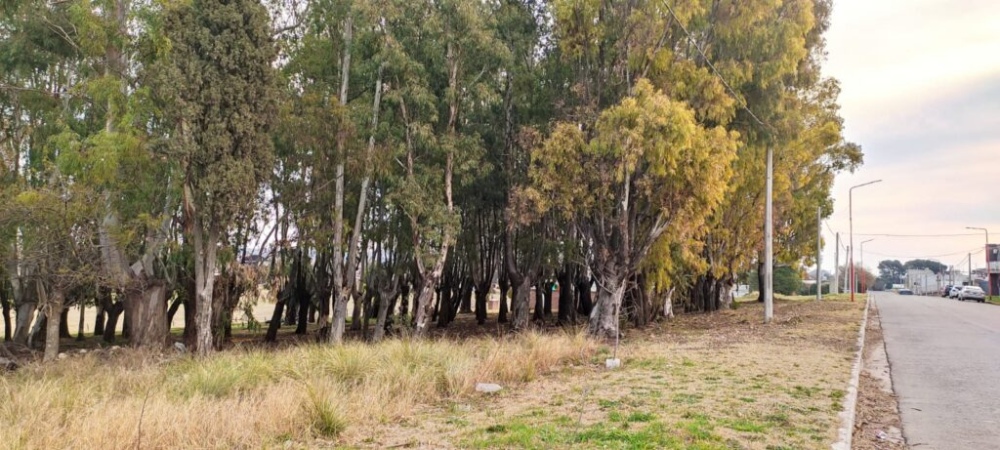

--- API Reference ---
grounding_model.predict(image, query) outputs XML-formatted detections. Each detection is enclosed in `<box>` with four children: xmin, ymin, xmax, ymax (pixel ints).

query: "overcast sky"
<box><xmin>819</xmin><ymin>0</ymin><xmax>1000</xmax><ymax>276</ymax></box>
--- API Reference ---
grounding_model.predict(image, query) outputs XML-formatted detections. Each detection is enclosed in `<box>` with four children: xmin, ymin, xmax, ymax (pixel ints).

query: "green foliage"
<box><xmin>878</xmin><ymin>259</ymin><xmax>905</xmax><ymax>284</ymax></box>
<box><xmin>156</xmin><ymin>0</ymin><xmax>278</xmax><ymax>225</ymax></box>
<box><xmin>773</xmin><ymin>266</ymin><xmax>803</xmax><ymax>296</ymax></box>
<box><xmin>903</xmin><ymin>259</ymin><xmax>948</xmax><ymax>275</ymax></box>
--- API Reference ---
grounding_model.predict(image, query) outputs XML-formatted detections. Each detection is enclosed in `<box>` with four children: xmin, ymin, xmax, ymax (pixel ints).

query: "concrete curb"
<box><xmin>831</xmin><ymin>292</ymin><xmax>871</xmax><ymax>450</ymax></box>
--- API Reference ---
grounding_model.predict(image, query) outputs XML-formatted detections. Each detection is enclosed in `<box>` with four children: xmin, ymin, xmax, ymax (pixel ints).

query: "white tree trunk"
<box><xmin>588</xmin><ymin>275</ymin><xmax>626</xmax><ymax>340</ymax></box>
<box><xmin>193</xmin><ymin>220</ymin><xmax>219</xmax><ymax>356</ymax></box>
<box><xmin>663</xmin><ymin>287</ymin><xmax>675</xmax><ymax>319</ymax></box>
<box><xmin>414</xmin><ymin>255</ymin><xmax>448</xmax><ymax>335</ymax></box>
<box><xmin>13</xmin><ymin>301</ymin><xmax>35</xmax><ymax>345</ymax></box>
<box><xmin>329</xmin><ymin>16</ymin><xmax>354</xmax><ymax>344</ymax></box>
<box><xmin>719</xmin><ymin>280</ymin><xmax>735</xmax><ymax>310</ymax></box>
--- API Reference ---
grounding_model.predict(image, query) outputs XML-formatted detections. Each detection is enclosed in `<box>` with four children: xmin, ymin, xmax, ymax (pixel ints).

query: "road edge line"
<box><xmin>831</xmin><ymin>291</ymin><xmax>871</xmax><ymax>450</ymax></box>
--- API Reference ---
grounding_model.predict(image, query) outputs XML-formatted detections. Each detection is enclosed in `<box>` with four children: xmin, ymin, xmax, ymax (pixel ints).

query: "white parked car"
<box><xmin>949</xmin><ymin>286</ymin><xmax>962</xmax><ymax>298</ymax></box>
<box><xmin>958</xmin><ymin>286</ymin><xmax>986</xmax><ymax>302</ymax></box>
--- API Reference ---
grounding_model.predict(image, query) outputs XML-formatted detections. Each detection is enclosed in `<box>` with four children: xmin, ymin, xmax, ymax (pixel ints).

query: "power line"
<box><xmin>864</xmin><ymin>247</ymin><xmax>983</xmax><ymax>260</ymax></box>
<box><xmin>660</xmin><ymin>0</ymin><xmax>770</xmax><ymax>131</ymax></box>
<box><xmin>854</xmin><ymin>233</ymin><xmax>982</xmax><ymax>238</ymax></box>
<box><xmin>824</xmin><ymin>222</ymin><xmax>847</xmax><ymax>250</ymax></box>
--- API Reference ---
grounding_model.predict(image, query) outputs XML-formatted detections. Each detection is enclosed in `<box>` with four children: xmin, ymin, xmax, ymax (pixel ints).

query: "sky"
<box><xmin>819</xmin><ymin>0</ymin><xmax>1000</xmax><ymax>277</ymax></box>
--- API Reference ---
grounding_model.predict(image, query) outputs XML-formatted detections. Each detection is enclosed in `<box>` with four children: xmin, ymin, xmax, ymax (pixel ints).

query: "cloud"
<box><xmin>817</xmin><ymin>0</ymin><xmax>1000</xmax><ymax>272</ymax></box>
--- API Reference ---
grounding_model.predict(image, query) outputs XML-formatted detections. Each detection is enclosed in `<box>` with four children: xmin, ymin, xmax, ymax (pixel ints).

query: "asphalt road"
<box><xmin>875</xmin><ymin>291</ymin><xmax>1000</xmax><ymax>449</ymax></box>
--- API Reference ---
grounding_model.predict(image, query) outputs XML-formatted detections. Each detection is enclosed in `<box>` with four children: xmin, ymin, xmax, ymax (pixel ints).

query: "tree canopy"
<box><xmin>1</xmin><ymin>0</ymin><xmax>862</xmax><ymax>355</ymax></box>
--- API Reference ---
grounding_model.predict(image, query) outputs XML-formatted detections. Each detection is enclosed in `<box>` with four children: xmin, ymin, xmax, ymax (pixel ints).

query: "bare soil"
<box><xmin>852</xmin><ymin>304</ymin><xmax>907</xmax><ymax>449</ymax></box>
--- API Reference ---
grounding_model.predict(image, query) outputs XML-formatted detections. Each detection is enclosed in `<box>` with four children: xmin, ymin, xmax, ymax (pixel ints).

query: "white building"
<box><xmin>905</xmin><ymin>268</ymin><xmax>947</xmax><ymax>295</ymax></box>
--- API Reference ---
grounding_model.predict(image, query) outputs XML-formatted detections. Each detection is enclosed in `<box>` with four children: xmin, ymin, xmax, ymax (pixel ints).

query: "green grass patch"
<box><xmin>722</xmin><ymin>418</ymin><xmax>769</xmax><ymax>433</ymax></box>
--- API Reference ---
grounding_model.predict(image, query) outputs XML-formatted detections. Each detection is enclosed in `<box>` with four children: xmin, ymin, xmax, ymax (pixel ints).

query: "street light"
<box><xmin>860</xmin><ymin>239</ymin><xmax>874</xmax><ymax>294</ymax></box>
<box><xmin>966</xmin><ymin>227</ymin><xmax>991</xmax><ymax>300</ymax></box>
<box><xmin>850</xmin><ymin>179</ymin><xmax>882</xmax><ymax>302</ymax></box>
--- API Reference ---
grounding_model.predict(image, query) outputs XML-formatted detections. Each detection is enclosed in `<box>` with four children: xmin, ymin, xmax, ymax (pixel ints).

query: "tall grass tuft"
<box><xmin>0</xmin><ymin>330</ymin><xmax>595</xmax><ymax>449</ymax></box>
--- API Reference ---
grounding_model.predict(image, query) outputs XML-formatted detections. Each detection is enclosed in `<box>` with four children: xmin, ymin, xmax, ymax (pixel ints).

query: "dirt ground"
<box><xmin>329</xmin><ymin>299</ymin><xmax>867</xmax><ymax>449</ymax></box>
<box><xmin>852</xmin><ymin>304</ymin><xmax>907</xmax><ymax>449</ymax></box>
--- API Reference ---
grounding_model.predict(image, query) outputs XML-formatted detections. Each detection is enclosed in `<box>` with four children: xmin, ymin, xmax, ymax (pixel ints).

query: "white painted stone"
<box><xmin>475</xmin><ymin>383</ymin><xmax>502</xmax><ymax>394</ymax></box>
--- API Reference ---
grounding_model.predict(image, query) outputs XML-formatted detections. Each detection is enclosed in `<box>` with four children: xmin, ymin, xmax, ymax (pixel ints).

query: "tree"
<box><xmin>773</xmin><ymin>266</ymin><xmax>802</xmax><ymax>296</ymax></box>
<box><xmin>522</xmin><ymin>79</ymin><xmax>738</xmax><ymax>339</ymax></box>
<box><xmin>154</xmin><ymin>0</ymin><xmax>278</xmax><ymax>355</ymax></box>
<box><xmin>904</xmin><ymin>259</ymin><xmax>947</xmax><ymax>275</ymax></box>
<box><xmin>878</xmin><ymin>260</ymin><xmax>905</xmax><ymax>284</ymax></box>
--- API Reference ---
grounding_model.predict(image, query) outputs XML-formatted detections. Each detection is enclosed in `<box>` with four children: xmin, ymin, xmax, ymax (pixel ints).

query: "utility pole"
<box><xmin>849</xmin><ymin>180</ymin><xmax>882</xmax><ymax>302</ymax></box>
<box><xmin>844</xmin><ymin>245</ymin><xmax>851</xmax><ymax>293</ymax></box>
<box><xmin>969</xmin><ymin>253</ymin><xmax>973</xmax><ymax>285</ymax></box>
<box><xmin>817</xmin><ymin>206</ymin><xmax>822</xmax><ymax>301</ymax></box>
<box><xmin>832</xmin><ymin>233</ymin><xmax>840</xmax><ymax>295</ymax></box>
<box><xmin>764</xmin><ymin>147</ymin><xmax>773</xmax><ymax>324</ymax></box>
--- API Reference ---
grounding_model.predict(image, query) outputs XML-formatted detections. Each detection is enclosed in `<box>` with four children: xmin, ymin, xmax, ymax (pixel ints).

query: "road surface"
<box><xmin>875</xmin><ymin>291</ymin><xmax>1000</xmax><ymax>449</ymax></box>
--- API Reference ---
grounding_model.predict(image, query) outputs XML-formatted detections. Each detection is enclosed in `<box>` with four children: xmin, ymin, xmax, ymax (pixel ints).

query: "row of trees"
<box><xmin>1</xmin><ymin>0</ymin><xmax>861</xmax><ymax>359</ymax></box>
<box><xmin>877</xmin><ymin>259</ymin><xmax>949</xmax><ymax>285</ymax></box>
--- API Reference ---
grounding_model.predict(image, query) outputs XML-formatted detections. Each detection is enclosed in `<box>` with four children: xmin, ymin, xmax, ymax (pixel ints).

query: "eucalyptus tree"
<box><xmin>1</xmin><ymin>0</ymin><xmax>82</xmax><ymax>346</ymax></box>
<box><xmin>523</xmin><ymin>80</ymin><xmax>738</xmax><ymax>339</ymax></box>
<box><xmin>154</xmin><ymin>0</ymin><xmax>279</xmax><ymax>355</ymax></box>
<box><xmin>668</xmin><ymin>0</ymin><xmax>863</xmax><ymax>310</ymax></box>
<box><xmin>376</xmin><ymin>0</ymin><xmax>507</xmax><ymax>336</ymax></box>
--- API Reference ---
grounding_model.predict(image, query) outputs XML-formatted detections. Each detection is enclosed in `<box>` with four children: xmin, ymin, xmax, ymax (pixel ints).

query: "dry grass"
<box><xmin>0</xmin><ymin>298</ymin><xmax>865</xmax><ymax>449</ymax></box>
<box><xmin>0</xmin><ymin>331</ymin><xmax>596</xmax><ymax>450</ymax></box>
<box><xmin>362</xmin><ymin>298</ymin><xmax>866</xmax><ymax>449</ymax></box>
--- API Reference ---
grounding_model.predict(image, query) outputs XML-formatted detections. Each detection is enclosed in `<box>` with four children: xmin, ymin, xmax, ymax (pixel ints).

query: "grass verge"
<box><xmin>371</xmin><ymin>299</ymin><xmax>865</xmax><ymax>449</ymax></box>
<box><xmin>0</xmin><ymin>331</ymin><xmax>595</xmax><ymax>449</ymax></box>
<box><xmin>1</xmin><ymin>299</ymin><xmax>863</xmax><ymax>449</ymax></box>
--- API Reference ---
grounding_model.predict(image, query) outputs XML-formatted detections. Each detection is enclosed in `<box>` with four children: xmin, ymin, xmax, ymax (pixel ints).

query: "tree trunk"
<box><xmin>498</xmin><ymin>276</ymin><xmax>509</xmax><ymax>323</ymax></box>
<box><xmin>399</xmin><ymin>282</ymin><xmax>410</xmax><ymax>318</ymax></box>
<box><xmin>474</xmin><ymin>282</ymin><xmax>489</xmax><ymax>325</ymax></box>
<box><xmin>662</xmin><ymin>287</ymin><xmax>675</xmax><ymax>319</ymax></box>
<box><xmin>264</xmin><ymin>287</ymin><xmax>287</xmax><ymax>343</ymax></box>
<box><xmin>44</xmin><ymin>291</ymin><xmax>64</xmax><ymax>362</ymax></box>
<box><xmin>756</xmin><ymin>260</ymin><xmax>765</xmax><ymax>303</ymax></box>
<box><xmin>125</xmin><ymin>284</ymin><xmax>168</xmax><ymax>349</ymax></box>
<box><xmin>414</xmin><ymin>257</ymin><xmax>448</xmax><ymax>335</ymax></box>
<box><xmin>577</xmin><ymin>278</ymin><xmax>593</xmax><ymax>317</ymax></box>
<box><xmin>373</xmin><ymin>281</ymin><xmax>398</xmax><ymax>343</ymax></box>
<box><xmin>295</xmin><ymin>278</ymin><xmax>310</xmax><ymax>335</ymax></box>
<box><xmin>59</xmin><ymin>307</ymin><xmax>71</xmax><ymax>339</ymax></box>
<box><xmin>532</xmin><ymin>279</ymin><xmax>545</xmax><ymax>323</ymax></box>
<box><xmin>77</xmin><ymin>303</ymin><xmax>86</xmax><ymax>341</ymax></box>
<box><xmin>588</xmin><ymin>274</ymin><xmax>626</xmax><ymax>340</ymax></box>
<box><xmin>284</xmin><ymin>295</ymin><xmax>298</xmax><ymax>326</ymax></box>
<box><xmin>557</xmin><ymin>271</ymin><xmax>575</xmax><ymax>325</ymax></box>
<box><xmin>510</xmin><ymin>275</ymin><xmax>533</xmax><ymax>330</ymax></box>
<box><xmin>13</xmin><ymin>302</ymin><xmax>35</xmax><ymax>345</ymax></box>
<box><xmin>183</xmin><ymin>279</ymin><xmax>197</xmax><ymax>349</ymax></box>
<box><xmin>459</xmin><ymin>282</ymin><xmax>473</xmax><ymax>314</ymax></box>
<box><xmin>2</xmin><ymin>290</ymin><xmax>12</xmax><ymax>342</ymax></box>
<box><xmin>103</xmin><ymin>302</ymin><xmax>124</xmax><ymax>343</ymax></box>
<box><xmin>350</xmin><ymin>289</ymin><xmax>363</xmax><ymax>331</ymax></box>
<box><xmin>543</xmin><ymin>280</ymin><xmax>554</xmax><ymax>317</ymax></box>
<box><xmin>436</xmin><ymin>278</ymin><xmax>454</xmax><ymax>328</ymax></box>
<box><xmin>28</xmin><ymin>311</ymin><xmax>45</xmax><ymax>349</ymax></box>
<box><xmin>191</xmin><ymin>216</ymin><xmax>219</xmax><ymax>356</ymax></box>
<box><xmin>94</xmin><ymin>303</ymin><xmax>106</xmax><ymax>336</ymax></box>
<box><xmin>719</xmin><ymin>278</ymin><xmax>735</xmax><ymax>310</ymax></box>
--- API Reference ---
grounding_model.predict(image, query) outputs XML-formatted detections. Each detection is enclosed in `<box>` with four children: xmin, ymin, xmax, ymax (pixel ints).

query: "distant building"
<box><xmin>905</xmin><ymin>268</ymin><xmax>946</xmax><ymax>295</ymax></box>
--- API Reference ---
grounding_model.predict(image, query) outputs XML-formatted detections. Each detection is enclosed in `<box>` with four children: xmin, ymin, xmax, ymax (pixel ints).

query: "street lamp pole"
<box><xmin>860</xmin><ymin>239</ymin><xmax>874</xmax><ymax>294</ymax></box>
<box><xmin>817</xmin><ymin>206</ymin><xmax>822</xmax><ymax>302</ymax></box>
<box><xmin>764</xmin><ymin>147</ymin><xmax>774</xmax><ymax>323</ymax></box>
<box><xmin>966</xmin><ymin>227</ymin><xmax>990</xmax><ymax>300</ymax></box>
<box><xmin>849</xmin><ymin>179</ymin><xmax>882</xmax><ymax>302</ymax></box>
